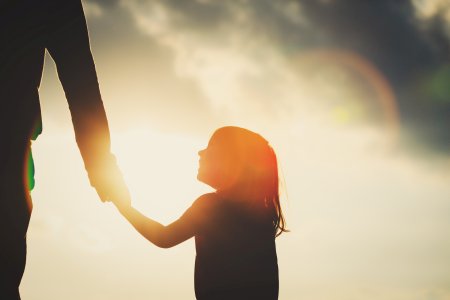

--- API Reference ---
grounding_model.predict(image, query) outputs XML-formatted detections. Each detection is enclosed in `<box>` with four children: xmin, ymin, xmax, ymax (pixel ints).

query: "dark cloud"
<box><xmin>86</xmin><ymin>0</ymin><xmax>119</xmax><ymax>8</ymax></box>
<box><xmin>297</xmin><ymin>1</ymin><xmax>436</xmax><ymax>79</ymax></box>
<box><xmin>293</xmin><ymin>0</ymin><xmax>450</xmax><ymax>153</ymax></box>
<box><xmin>84</xmin><ymin>0</ymin><xmax>450</xmax><ymax>153</ymax></box>
<box><xmin>56</xmin><ymin>0</ymin><xmax>217</xmax><ymax>134</ymax></box>
<box><xmin>232</xmin><ymin>0</ymin><xmax>450</xmax><ymax>152</ymax></box>
<box><xmin>155</xmin><ymin>0</ymin><xmax>232</xmax><ymax>31</ymax></box>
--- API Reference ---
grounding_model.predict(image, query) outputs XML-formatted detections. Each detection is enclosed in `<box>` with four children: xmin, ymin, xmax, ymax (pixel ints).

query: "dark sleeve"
<box><xmin>180</xmin><ymin>193</ymin><xmax>215</xmax><ymax>231</ymax></box>
<box><xmin>45</xmin><ymin>0</ymin><xmax>114</xmax><ymax>174</ymax></box>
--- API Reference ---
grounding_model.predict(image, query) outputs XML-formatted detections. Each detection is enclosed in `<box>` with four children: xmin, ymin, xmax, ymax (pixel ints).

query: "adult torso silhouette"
<box><xmin>0</xmin><ymin>1</ymin><xmax>117</xmax><ymax>298</ymax></box>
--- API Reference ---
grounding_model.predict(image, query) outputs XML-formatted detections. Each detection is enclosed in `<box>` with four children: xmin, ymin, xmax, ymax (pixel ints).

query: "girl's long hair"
<box><xmin>265</xmin><ymin>146</ymin><xmax>288</xmax><ymax>237</ymax></box>
<box><xmin>214</xmin><ymin>126</ymin><xmax>288</xmax><ymax>237</ymax></box>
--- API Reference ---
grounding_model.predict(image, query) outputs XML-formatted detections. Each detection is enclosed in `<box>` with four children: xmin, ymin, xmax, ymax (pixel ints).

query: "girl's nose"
<box><xmin>198</xmin><ymin>149</ymin><xmax>204</xmax><ymax>156</ymax></box>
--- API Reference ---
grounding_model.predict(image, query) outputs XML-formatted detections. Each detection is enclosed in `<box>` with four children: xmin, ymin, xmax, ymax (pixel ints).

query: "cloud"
<box><xmin>84</xmin><ymin>0</ymin><xmax>449</xmax><ymax>153</ymax></box>
<box><xmin>86</xmin><ymin>0</ymin><xmax>120</xmax><ymax>9</ymax></box>
<box><xmin>83</xmin><ymin>1</ymin><xmax>104</xmax><ymax>18</ymax></box>
<box><xmin>413</xmin><ymin>0</ymin><xmax>450</xmax><ymax>24</ymax></box>
<box><xmin>81</xmin><ymin>0</ymin><xmax>450</xmax><ymax>153</ymax></box>
<box><xmin>44</xmin><ymin>0</ymin><xmax>218</xmax><ymax>134</ymax></box>
<box><xmin>295</xmin><ymin>0</ymin><xmax>450</xmax><ymax>152</ymax></box>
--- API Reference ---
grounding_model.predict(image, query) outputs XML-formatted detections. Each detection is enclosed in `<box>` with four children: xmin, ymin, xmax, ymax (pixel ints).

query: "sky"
<box><xmin>20</xmin><ymin>0</ymin><xmax>450</xmax><ymax>299</ymax></box>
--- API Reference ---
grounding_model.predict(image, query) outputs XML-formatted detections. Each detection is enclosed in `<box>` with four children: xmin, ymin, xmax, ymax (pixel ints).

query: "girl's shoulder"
<box><xmin>190</xmin><ymin>192</ymin><xmax>232</xmax><ymax>215</ymax></box>
<box><xmin>183</xmin><ymin>192</ymin><xmax>221</xmax><ymax>224</ymax></box>
<box><xmin>193</xmin><ymin>192</ymin><xmax>221</xmax><ymax>208</ymax></box>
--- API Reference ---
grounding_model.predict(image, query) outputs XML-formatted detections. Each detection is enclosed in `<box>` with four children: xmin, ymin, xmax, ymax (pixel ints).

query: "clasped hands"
<box><xmin>86</xmin><ymin>155</ymin><xmax>132</xmax><ymax>210</ymax></box>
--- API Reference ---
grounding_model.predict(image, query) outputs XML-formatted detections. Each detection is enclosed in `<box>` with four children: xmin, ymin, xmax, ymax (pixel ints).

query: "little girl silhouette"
<box><xmin>112</xmin><ymin>126</ymin><xmax>287</xmax><ymax>300</ymax></box>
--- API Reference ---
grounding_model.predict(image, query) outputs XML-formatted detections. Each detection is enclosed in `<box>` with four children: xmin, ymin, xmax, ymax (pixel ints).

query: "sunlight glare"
<box><xmin>112</xmin><ymin>127</ymin><xmax>213</xmax><ymax>223</ymax></box>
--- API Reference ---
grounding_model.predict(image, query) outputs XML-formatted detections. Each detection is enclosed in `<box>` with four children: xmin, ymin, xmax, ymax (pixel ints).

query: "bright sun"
<box><xmin>112</xmin><ymin>127</ymin><xmax>213</xmax><ymax>223</ymax></box>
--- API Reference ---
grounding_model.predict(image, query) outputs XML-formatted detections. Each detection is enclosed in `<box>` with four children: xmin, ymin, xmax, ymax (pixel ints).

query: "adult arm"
<box><xmin>45</xmin><ymin>0</ymin><xmax>129</xmax><ymax>202</ymax></box>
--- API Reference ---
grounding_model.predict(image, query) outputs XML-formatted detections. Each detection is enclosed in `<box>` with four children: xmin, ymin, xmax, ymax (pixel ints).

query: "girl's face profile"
<box><xmin>197</xmin><ymin>131</ymin><xmax>237</xmax><ymax>190</ymax></box>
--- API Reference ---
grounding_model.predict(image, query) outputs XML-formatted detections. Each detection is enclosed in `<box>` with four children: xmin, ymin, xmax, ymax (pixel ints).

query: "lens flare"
<box><xmin>296</xmin><ymin>49</ymin><xmax>400</xmax><ymax>139</ymax></box>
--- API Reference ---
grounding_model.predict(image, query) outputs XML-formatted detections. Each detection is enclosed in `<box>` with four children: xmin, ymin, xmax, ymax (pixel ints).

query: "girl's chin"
<box><xmin>197</xmin><ymin>172</ymin><xmax>206</xmax><ymax>184</ymax></box>
<box><xmin>197</xmin><ymin>173</ymin><xmax>218</xmax><ymax>189</ymax></box>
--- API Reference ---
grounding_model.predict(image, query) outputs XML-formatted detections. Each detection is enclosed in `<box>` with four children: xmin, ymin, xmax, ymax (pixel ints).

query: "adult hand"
<box><xmin>87</xmin><ymin>155</ymin><xmax>131</xmax><ymax>205</ymax></box>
